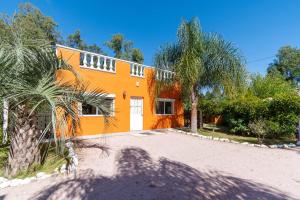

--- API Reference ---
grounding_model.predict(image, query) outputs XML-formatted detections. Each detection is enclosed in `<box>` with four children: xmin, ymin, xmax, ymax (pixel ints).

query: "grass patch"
<box><xmin>180</xmin><ymin>123</ymin><xmax>297</xmax><ymax>145</ymax></box>
<box><xmin>199</xmin><ymin>129</ymin><xmax>258</xmax><ymax>144</ymax></box>
<box><xmin>0</xmin><ymin>144</ymin><xmax>9</xmax><ymax>176</ymax></box>
<box><xmin>203</xmin><ymin>123</ymin><xmax>297</xmax><ymax>145</ymax></box>
<box><xmin>0</xmin><ymin>145</ymin><xmax>66</xmax><ymax>179</ymax></box>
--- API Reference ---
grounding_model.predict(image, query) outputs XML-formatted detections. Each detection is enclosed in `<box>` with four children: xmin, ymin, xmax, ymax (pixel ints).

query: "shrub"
<box><xmin>248</xmin><ymin>119</ymin><xmax>268</xmax><ymax>144</ymax></box>
<box><xmin>267</xmin><ymin>94</ymin><xmax>300</xmax><ymax>138</ymax></box>
<box><xmin>222</xmin><ymin>94</ymin><xmax>300</xmax><ymax>139</ymax></box>
<box><xmin>199</xmin><ymin>98</ymin><xmax>227</xmax><ymax>119</ymax></box>
<box><xmin>228</xmin><ymin>119</ymin><xmax>249</xmax><ymax>135</ymax></box>
<box><xmin>222</xmin><ymin>96</ymin><xmax>267</xmax><ymax>135</ymax></box>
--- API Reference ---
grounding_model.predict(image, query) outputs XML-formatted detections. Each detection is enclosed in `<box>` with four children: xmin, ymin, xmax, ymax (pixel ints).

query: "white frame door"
<box><xmin>130</xmin><ymin>97</ymin><xmax>143</xmax><ymax>131</ymax></box>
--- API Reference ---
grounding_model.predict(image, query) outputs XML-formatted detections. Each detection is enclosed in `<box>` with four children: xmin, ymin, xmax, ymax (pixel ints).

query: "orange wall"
<box><xmin>56</xmin><ymin>47</ymin><xmax>184</xmax><ymax>136</ymax></box>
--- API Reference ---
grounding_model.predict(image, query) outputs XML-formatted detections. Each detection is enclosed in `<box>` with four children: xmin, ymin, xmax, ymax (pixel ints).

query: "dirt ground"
<box><xmin>1</xmin><ymin>130</ymin><xmax>300</xmax><ymax>200</ymax></box>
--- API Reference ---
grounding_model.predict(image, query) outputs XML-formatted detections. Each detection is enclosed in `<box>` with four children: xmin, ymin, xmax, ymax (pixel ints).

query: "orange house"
<box><xmin>56</xmin><ymin>45</ymin><xmax>184</xmax><ymax>137</ymax></box>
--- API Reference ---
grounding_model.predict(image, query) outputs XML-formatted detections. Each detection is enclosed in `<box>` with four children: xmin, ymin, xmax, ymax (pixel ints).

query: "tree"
<box><xmin>66</xmin><ymin>30</ymin><xmax>104</xmax><ymax>54</ymax></box>
<box><xmin>267</xmin><ymin>46</ymin><xmax>300</xmax><ymax>85</ymax></box>
<box><xmin>105</xmin><ymin>34</ymin><xmax>144</xmax><ymax>63</ymax></box>
<box><xmin>131</xmin><ymin>48</ymin><xmax>144</xmax><ymax>64</ymax></box>
<box><xmin>123</xmin><ymin>40</ymin><xmax>133</xmax><ymax>60</ymax></box>
<box><xmin>250</xmin><ymin>72</ymin><xmax>294</xmax><ymax>99</ymax></box>
<box><xmin>1</xmin><ymin>2</ymin><xmax>62</xmax><ymax>143</ymax></box>
<box><xmin>0</xmin><ymin>19</ymin><xmax>111</xmax><ymax>177</ymax></box>
<box><xmin>155</xmin><ymin>18</ymin><xmax>245</xmax><ymax>133</ymax></box>
<box><xmin>14</xmin><ymin>3</ymin><xmax>61</xmax><ymax>43</ymax></box>
<box><xmin>105</xmin><ymin>34</ymin><xmax>124</xmax><ymax>58</ymax></box>
<box><xmin>66</xmin><ymin>30</ymin><xmax>85</xmax><ymax>49</ymax></box>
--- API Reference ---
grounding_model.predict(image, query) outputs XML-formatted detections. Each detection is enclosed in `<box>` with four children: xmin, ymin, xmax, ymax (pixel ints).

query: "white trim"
<box><xmin>80</xmin><ymin>93</ymin><xmax>115</xmax><ymax>98</ymax></box>
<box><xmin>80</xmin><ymin>65</ymin><xmax>117</xmax><ymax>74</ymax></box>
<box><xmin>130</xmin><ymin>74</ymin><xmax>144</xmax><ymax>78</ymax></box>
<box><xmin>156</xmin><ymin>98</ymin><xmax>175</xmax><ymax>102</ymax></box>
<box><xmin>106</xmin><ymin>94</ymin><xmax>116</xmax><ymax>98</ymax></box>
<box><xmin>56</xmin><ymin>44</ymin><xmax>155</xmax><ymax>69</ymax></box>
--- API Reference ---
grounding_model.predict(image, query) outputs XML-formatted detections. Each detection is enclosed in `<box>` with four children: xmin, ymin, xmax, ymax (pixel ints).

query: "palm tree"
<box><xmin>155</xmin><ymin>18</ymin><xmax>245</xmax><ymax>133</ymax></box>
<box><xmin>0</xmin><ymin>19</ymin><xmax>111</xmax><ymax>176</ymax></box>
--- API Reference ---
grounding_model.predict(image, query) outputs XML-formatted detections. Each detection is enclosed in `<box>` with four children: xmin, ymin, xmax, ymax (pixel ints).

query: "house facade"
<box><xmin>56</xmin><ymin>45</ymin><xmax>184</xmax><ymax>136</ymax></box>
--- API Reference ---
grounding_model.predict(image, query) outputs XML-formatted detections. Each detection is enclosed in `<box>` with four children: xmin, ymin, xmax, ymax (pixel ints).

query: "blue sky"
<box><xmin>1</xmin><ymin>0</ymin><xmax>300</xmax><ymax>75</ymax></box>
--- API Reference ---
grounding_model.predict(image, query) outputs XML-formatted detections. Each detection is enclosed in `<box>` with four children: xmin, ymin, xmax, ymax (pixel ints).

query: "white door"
<box><xmin>130</xmin><ymin>97</ymin><xmax>143</xmax><ymax>131</ymax></box>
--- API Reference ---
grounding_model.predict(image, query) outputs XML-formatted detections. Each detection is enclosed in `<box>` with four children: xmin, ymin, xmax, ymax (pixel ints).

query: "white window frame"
<box><xmin>78</xmin><ymin>94</ymin><xmax>115</xmax><ymax>117</ymax></box>
<box><xmin>155</xmin><ymin>98</ymin><xmax>175</xmax><ymax>115</ymax></box>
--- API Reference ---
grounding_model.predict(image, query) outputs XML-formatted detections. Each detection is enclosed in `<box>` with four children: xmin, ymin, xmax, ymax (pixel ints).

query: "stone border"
<box><xmin>0</xmin><ymin>166</ymin><xmax>69</xmax><ymax>189</ymax></box>
<box><xmin>0</xmin><ymin>140</ymin><xmax>79</xmax><ymax>190</ymax></box>
<box><xmin>170</xmin><ymin>128</ymin><xmax>299</xmax><ymax>149</ymax></box>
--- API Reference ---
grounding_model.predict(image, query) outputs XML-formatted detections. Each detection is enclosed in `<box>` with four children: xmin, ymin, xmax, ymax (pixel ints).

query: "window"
<box><xmin>79</xmin><ymin>98</ymin><xmax>115</xmax><ymax>116</ymax></box>
<box><xmin>155</xmin><ymin>99</ymin><xmax>174</xmax><ymax>115</ymax></box>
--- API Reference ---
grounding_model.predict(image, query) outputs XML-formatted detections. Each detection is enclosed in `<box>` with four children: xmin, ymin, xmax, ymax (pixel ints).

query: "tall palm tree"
<box><xmin>0</xmin><ymin>19</ymin><xmax>111</xmax><ymax>176</ymax></box>
<box><xmin>155</xmin><ymin>18</ymin><xmax>245</xmax><ymax>133</ymax></box>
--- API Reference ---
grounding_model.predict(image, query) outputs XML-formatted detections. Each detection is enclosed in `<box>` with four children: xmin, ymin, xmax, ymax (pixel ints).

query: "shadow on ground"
<box><xmin>33</xmin><ymin>147</ymin><xmax>293</xmax><ymax>200</ymax></box>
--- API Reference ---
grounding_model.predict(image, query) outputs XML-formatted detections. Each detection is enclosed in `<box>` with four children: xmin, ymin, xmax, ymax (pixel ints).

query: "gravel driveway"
<box><xmin>1</xmin><ymin>130</ymin><xmax>300</xmax><ymax>200</ymax></box>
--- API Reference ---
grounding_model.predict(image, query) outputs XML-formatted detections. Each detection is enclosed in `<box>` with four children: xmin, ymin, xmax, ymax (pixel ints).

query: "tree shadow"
<box><xmin>33</xmin><ymin>147</ymin><xmax>294</xmax><ymax>200</ymax></box>
<box><xmin>74</xmin><ymin>139</ymin><xmax>111</xmax><ymax>158</ymax></box>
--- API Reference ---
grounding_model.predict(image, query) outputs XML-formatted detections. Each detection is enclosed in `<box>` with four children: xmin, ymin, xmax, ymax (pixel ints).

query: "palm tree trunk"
<box><xmin>2</xmin><ymin>98</ymin><xmax>9</xmax><ymax>144</ymax></box>
<box><xmin>190</xmin><ymin>89</ymin><xmax>198</xmax><ymax>133</ymax></box>
<box><xmin>5</xmin><ymin>105</ymin><xmax>41</xmax><ymax>177</ymax></box>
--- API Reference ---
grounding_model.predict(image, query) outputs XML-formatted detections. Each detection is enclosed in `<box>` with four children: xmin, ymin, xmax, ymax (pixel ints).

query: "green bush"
<box><xmin>199</xmin><ymin>98</ymin><xmax>227</xmax><ymax>118</ymax></box>
<box><xmin>222</xmin><ymin>96</ymin><xmax>267</xmax><ymax>134</ymax></box>
<box><xmin>222</xmin><ymin>94</ymin><xmax>300</xmax><ymax>139</ymax></box>
<box><xmin>228</xmin><ymin>119</ymin><xmax>249</xmax><ymax>135</ymax></box>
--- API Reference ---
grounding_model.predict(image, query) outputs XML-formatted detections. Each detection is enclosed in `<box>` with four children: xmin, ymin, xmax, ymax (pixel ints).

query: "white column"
<box><xmin>133</xmin><ymin>64</ymin><xmax>136</xmax><ymax>75</ymax></box>
<box><xmin>109</xmin><ymin>59</ymin><xmax>113</xmax><ymax>71</ymax></box>
<box><xmin>90</xmin><ymin>55</ymin><xmax>94</xmax><ymax>67</ymax></box>
<box><xmin>83</xmin><ymin>53</ymin><xmax>87</xmax><ymax>67</ymax></box>
<box><xmin>103</xmin><ymin>57</ymin><xmax>107</xmax><ymax>70</ymax></box>
<box><xmin>97</xmin><ymin>56</ymin><xmax>101</xmax><ymax>69</ymax></box>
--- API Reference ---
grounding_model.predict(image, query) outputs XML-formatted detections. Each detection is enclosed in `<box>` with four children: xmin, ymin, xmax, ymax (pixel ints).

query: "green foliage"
<box><xmin>131</xmin><ymin>48</ymin><xmax>144</xmax><ymax>64</ymax></box>
<box><xmin>0</xmin><ymin>145</ymin><xmax>66</xmax><ymax>178</ymax></box>
<box><xmin>12</xmin><ymin>3</ymin><xmax>60</xmax><ymax>43</ymax></box>
<box><xmin>250</xmin><ymin>72</ymin><xmax>294</xmax><ymax>98</ymax></box>
<box><xmin>154</xmin><ymin>17</ymin><xmax>245</xmax><ymax>132</ymax></box>
<box><xmin>228</xmin><ymin>119</ymin><xmax>249</xmax><ymax>135</ymax></box>
<box><xmin>267</xmin><ymin>46</ymin><xmax>300</xmax><ymax>85</ymax></box>
<box><xmin>155</xmin><ymin>18</ymin><xmax>246</xmax><ymax>98</ymax></box>
<box><xmin>0</xmin><ymin>17</ymin><xmax>112</xmax><ymax>149</ymax></box>
<box><xmin>267</xmin><ymin>94</ymin><xmax>300</xmax><ymax>137</ymax></box>
<box><xmin>66</xmin><ymin>30</ymin><xmax>104</xmax><ymax>54</ymax></box>
<box><xmin>222</xmin><ymin>94</ymin><xmax>300</xmax><ymax>139</ymax></box>
<box><xmin>105</xmin><ymin>34</ymin><xmax>124</xmax><ymax>58</ymax></box>
<box><xmin>199</xmin><ymin>97</ymin><xmax>227</xmax><ymax>118</ymax></box>
<box><xmin>105</xmin><ymin>34</ymin><xmax>144</xmax><ymax>63</ymax></box>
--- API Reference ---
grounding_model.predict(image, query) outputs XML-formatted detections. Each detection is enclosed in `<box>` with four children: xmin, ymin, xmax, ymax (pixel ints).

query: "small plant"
<box><xmin>228</xmin><ymin>119</ymin><xmax>249</xmax><ymax>135</ymax></box>
<box><xmin>248</xmin><ymin>119</ymin><xmax>268</xmax><ymax>144</ymax></box>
